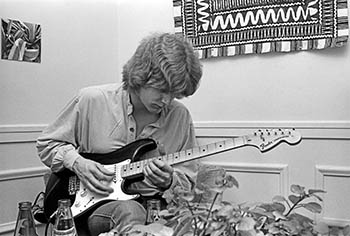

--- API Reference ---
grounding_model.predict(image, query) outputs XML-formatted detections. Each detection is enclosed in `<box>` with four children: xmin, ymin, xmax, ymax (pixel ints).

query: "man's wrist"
<box><xmin>63</xmin><ymin>148</ymin><xmax>81</xmax><ymax>171</ymax></box>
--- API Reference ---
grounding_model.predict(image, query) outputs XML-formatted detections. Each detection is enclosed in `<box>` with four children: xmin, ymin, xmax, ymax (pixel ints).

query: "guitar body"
<box><xmin>43</xmin><ymin>138</ymin><xmax>157</xmax><ymax>220</ymax></box>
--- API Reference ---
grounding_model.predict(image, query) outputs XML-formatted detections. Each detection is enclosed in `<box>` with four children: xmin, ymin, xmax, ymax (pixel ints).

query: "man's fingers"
<box><xmin>74</xmin><ymin>159</ymin><xmax>114</xmax><ymax>194</ymax></box>
<box><xmin>96</xmin><ymin>164</ymin><xmax>115</xmax><ymax>180</ymax></box>
<box><xmin>82</xmin><ymin>178</ymin><xmax>111</xmax><ymax>196</ymax></box>
<box><xmin>146</xmin><ymin>161</ymin><xmax>163</xmax><ymax>177</ymax></box>
<box><xmin>152</xmin><ymin>159</ymin><xmax>174</xmax><ymax>174</ymax></box>
<box><xmin>144</xmin><ymin>160</ymin><xmax>173</xmax><ymax>189</ymax></box>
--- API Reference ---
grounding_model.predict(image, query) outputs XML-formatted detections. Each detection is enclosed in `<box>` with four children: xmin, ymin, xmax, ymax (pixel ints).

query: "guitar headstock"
<box><xmin>246</xmin><ymin>128</ymin><xmax>302</xmax><ymax>152</ymax></box>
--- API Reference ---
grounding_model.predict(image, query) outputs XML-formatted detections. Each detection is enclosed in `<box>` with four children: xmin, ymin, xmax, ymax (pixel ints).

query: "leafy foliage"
<box><xmin>130</xmin><ymin>167</ymin><xmax>349</xmax><ymax>236</ymax></box>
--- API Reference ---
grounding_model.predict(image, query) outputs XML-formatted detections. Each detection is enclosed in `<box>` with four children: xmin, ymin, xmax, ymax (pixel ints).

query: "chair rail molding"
<box><xmin>1</xmin><ymin>121</ymin><xmax>349</xmax><ymax>143</ymax></box>
<box><xmin>0</xmin><ymin>166</ymin><xmax>49</xmax><ymax>182</ymax></box>
<box><xmin>194</xmin><ymin>120</ymin><xmax>350</xmax><ymax>139</ymax></box>
<box><xmin>0</xmin><ymin>124</ymin><xmax>46</xmax><ymax>143</ymax></box>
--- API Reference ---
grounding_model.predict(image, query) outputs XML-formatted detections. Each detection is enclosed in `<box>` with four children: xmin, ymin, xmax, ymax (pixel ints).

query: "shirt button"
<box><xmin>129</xmin><ymin>127</ymin><xmax>135</xmax><ymax>132</ymax></box>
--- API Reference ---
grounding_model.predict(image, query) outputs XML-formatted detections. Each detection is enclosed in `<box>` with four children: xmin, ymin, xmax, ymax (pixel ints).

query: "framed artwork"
<box><xmin>1</xmin><ymin>18</ymin><xmax>41</xmax><ymax>63</ymax></box>
<box><xmin>173</xmin><ymin>0</ymin><xmax>349</xmax><ymax>59</ymax></box>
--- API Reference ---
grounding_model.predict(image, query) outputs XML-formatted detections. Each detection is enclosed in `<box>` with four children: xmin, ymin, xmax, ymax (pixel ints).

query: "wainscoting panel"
<box><xmin>202</xmin><ymin>161</ymin><xmax>289</xmax><ymax>203</ymax></box>
<box><xmin>0</xmin><ymin>125</ymin><xmax>48</xmax><ymax>235</ymax></box>
<box><xmin>316</xmin><ymin>165</ymin><xmax>350</xmax><ymax>226</ymax></box>
<box><xmin>0</xmin><ymin>168</ymin><xmax>47</xmax><ymax>234</ymax></box>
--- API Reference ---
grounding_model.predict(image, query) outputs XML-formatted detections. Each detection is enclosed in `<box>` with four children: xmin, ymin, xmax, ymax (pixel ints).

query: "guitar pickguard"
<box><xmin>71</xmin><ymin>159</ymin><xmax>139</xmax><ymax>217</ymax></box>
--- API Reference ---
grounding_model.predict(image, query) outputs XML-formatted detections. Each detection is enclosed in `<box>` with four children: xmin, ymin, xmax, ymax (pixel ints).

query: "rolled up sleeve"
<box><xmin>36</xmin><ymin>95</ymin><xmax>82</xmax><ymax>172</ymax></box>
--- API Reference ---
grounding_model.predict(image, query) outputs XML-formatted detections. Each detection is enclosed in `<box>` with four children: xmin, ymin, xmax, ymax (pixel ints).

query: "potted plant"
<box><xmin>131</xmin><ymin>166</ymin><xmax>350</xmax><ymax>236</ymax></box>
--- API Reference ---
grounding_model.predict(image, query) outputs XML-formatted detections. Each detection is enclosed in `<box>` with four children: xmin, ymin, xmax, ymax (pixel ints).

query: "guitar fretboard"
<box><xmin>120</xmin><ymin>136</ymin><xmax>246</xmax><ymax>178</ymax></box>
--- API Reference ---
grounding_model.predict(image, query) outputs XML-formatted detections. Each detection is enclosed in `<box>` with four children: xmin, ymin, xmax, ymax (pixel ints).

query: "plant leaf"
<box><xmin>225</xmin><ymin>175</ymin><xmax>239</xmax><ymax>188</ymax></box>
<box><xmin>194</xmin><ymin>187</ymin><xmax>205</xmax><ymax>195</ymax></box>
<box><xmin>291</xmin><ymin>184</ymin><xmax>305</xmax><ymax>195</ymax></box>
<box><xmin>178</xmin><ymin>190</ymin><xmax>195</xmax><ymax>202</ymax></box>
<box><xmin>310</xmin><ymin>193</ymin><xmax>323</xmax><ymax>202</ymax></box>
<box><xmin>272</xmin><ymin>211</ymin><xmax>287</xmax><ymax>220</ymax></box>
<box><xmin>236</xmin><ymin>217</ymin><xmax>256</xmax><ymax>231</ymax></box>
<box><xmin>272</xmin><ymin>195</ymin><xmax>287</xmax><ymax>203</ymax></box>
<box><xmin>216</xmin><ymin>204</ymin><xmax>234</xmax><ymax>217</ymax></box>
<box><xmin>288</xmin><ymin>195</ymin><xmax>300</xmax><ymax>204</ymax></box>
<box><xmin>343</xmin><ymin>225</ymin><xmax>350</xmax><ymax>236</ymax></box>
<box><xmin>308</xmin><ymin>189</ymin><xmax>326</xmax><ymax>194</ymax></box>
<box><xmin>174</xmin><ymin>220</ymin><xmax>194</xmax><ymax>236</ymax></box>
<box><xmin>132</xmin><ymin>223</ymin><xmax>174</xmax><ymax>236</ymax></box>
<box><xmin>271</xmin><ymin>202</ymin><xmax>286</xmax><ymax>213</ymax></box>
<box><xmin>303</xmin><ymin>202</ymin><xmax>322</xmax><ymax>213</ymax></box>
<box><xmin>8</xmin><ymin>38</ymin><xmax>24</xmax><ymax>60</ymax></box>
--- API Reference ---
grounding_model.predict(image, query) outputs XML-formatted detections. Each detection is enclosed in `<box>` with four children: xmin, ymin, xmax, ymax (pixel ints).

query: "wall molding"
<box><xmin>0</xmin><ymin>221</ymin><xmax>44</xmax><ymax>235</ymax></box>
<box><xmin>0</xmin><ymin>124</ymin><xmax>46</xmax><ymax>144</ymax></box>
<box><xmin>0</xmin><ymin>121</ymin><xmax>349</xmax><ymax>144</ymax></box>
<box><xmin>315</xmin><ymin>165</ymin><xmax>350</xmax><ymax>226</ymax></box>
<box><xmin>202</xmin><ymin>161</ymin><xmax>289</xmax><ymax>196</ymax></box>
<box><xmin>0</xmin><ymin>166</ymin><xmax>49</xmax><ymax>182</ymax></box>
<box><xmin>0</xmin><ymin>221</ymin><xmax>15</xmax><ymax>235</ymax></box>
<box><xmin>194</xmin><ymin>121</ymin><xmax>350</xmax><ymax>139</ymax></box>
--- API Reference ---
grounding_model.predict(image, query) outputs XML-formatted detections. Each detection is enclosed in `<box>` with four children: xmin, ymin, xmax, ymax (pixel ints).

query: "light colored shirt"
<box><xmin>36</xmin><ymin>83</ymin><xmax>199</xmax><ymax>195</ymax></box>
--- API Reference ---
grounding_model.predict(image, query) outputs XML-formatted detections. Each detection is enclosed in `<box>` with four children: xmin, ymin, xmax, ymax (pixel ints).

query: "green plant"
<box><xmin>131</xmin><ymin>171</ymin><xmax>350</xmax><ymax>236</ymax></box>
<box><xmin>1</xmin><ymin>18</ymin><xmax>41</xmax><ymax>62</ymax></box>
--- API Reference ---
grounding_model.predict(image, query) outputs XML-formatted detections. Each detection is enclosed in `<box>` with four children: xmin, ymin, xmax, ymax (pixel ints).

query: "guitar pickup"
<box><xmin>68</xmin><ymin>176</ymin><xmax>79</xmax><ymax>195</ymax></box>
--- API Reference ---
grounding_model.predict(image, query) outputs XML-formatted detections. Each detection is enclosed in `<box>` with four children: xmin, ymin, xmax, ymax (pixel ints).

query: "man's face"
<box><xmin>138</xmin><ymin>87</ymin><xmax>173</xmax><ymax>114</ymax></box>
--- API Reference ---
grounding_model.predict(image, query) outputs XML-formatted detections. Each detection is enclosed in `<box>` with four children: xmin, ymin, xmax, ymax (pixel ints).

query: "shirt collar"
<box><xmin>123</xmin><ymin>88</ymin><xmax>170</xmax><ymax>128</ymax></box>
<box><xmin>123</xmin><ymin>89</ymin><xmax>133</xmax><ymax>116</ymax></box>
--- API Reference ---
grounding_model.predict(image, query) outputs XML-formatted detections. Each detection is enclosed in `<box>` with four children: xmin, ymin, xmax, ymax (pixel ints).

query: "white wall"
<box><xmin>1</xmin><ymin>0</ymin><xmax>349</xmax><ymax>234</ymax></box>
<box><xmin>0</xmin><ymin>0</ymin><xmax>119</xmax><ymax>125</ymax></box>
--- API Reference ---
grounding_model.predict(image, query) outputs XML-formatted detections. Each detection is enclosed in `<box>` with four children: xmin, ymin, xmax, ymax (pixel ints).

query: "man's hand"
<box><xmin>143</xmin><ymin>159</ymin><xmax>174</xmax><ymax>189</ymax></box>
<box><xmin>72</xmin><ymin>156</ymin><xmax>114</xmax><ymax>196</ymax></box>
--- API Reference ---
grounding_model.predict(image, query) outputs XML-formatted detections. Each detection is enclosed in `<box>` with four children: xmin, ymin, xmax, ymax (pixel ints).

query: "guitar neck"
<box><xmin>121</xmin><ymin>136</ymin><xmax>247</xmax><ymax>178</ymax></box>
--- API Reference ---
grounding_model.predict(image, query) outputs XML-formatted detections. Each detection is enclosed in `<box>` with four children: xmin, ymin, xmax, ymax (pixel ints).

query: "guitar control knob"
<box><xmin>80</xmin><ymin>189</ymin><xmax>87</xmax><ymax>197</ymax></box>
<box><xmin>74</xmin><ymin>201</ymin><xmax>81</xmax><ymax>208</ymax></box>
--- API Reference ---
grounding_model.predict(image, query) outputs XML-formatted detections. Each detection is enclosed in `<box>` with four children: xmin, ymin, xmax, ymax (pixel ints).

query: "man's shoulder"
<box><xmin>77</xmin><ymin>83</ymin><xmax>122</xmax><ymax>100</ymax></box>
<box><xmin>79</xmin><ymin>83</ymin><xmax>121</xmax><ymax>94</ymax></box>
<box><xmin>166</xmin><ymin>100</ymin><xmax>191</xmax><ymax>117</ymax></box>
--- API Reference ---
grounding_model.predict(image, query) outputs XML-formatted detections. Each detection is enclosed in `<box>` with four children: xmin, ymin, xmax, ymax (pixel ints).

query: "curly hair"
<box><xmin>122</xmin><ymin>33</ymin><xmax>202</xmax><ymax>99</ymax></box>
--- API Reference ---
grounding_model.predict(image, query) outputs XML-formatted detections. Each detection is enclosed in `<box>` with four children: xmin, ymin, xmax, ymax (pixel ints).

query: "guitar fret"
<box><xmin>166</xmin><ymin>153</ymin><xmax>173</xmax><ymax>163</ymax></box>
<box><xmin>179</xmin><ymin>150</ymin><xmax>186</xmax><ymax>162</ymax></box>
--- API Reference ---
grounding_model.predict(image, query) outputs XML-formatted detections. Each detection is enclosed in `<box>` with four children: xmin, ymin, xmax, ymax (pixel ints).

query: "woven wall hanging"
<box><xmin>173</xmin><ymin>0</ymin><xmax>349</xmax><ymax>59</ymax></box>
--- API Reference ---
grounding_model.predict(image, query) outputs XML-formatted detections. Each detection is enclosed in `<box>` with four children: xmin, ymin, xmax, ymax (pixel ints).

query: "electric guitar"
<box><xmin>43</xmin><ymin>128</ymin><xmax>301</xmax><ymax>220</ymax></box>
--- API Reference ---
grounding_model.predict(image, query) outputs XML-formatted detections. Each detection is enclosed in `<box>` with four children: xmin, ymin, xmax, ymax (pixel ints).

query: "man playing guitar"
<box><xmin>37</xmin><ymin>32</ymin><xmax>203</xmax><ymax>236</ymax></box>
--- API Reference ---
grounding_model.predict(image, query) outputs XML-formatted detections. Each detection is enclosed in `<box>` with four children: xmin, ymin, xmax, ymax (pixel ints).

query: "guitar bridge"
<box><xmin>68</xmin><ymin>176</ymin><xmax>79</xmax><ymax>195</ymax></box>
